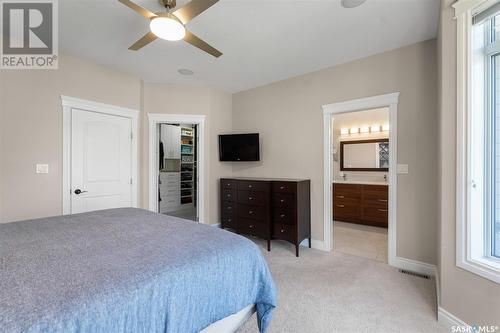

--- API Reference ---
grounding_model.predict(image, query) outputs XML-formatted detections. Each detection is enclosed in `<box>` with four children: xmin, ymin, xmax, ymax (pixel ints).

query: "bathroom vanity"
<box><xmin>333</xmin><ymin>181</ymin><xmax>388</xmax><ymax>228</ymax></box>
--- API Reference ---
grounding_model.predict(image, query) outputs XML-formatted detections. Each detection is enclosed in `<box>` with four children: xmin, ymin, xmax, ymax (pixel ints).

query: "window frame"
<box><xmin>455</xmin><ymin>0</ymin><xmax>500</xmax><ymax>284</ymax></box>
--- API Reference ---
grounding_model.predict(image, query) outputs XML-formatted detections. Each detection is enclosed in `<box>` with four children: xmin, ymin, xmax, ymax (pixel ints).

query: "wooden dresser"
<box><xmin>333</xmin><ymin>183</ymin><xmax>388</xmax><ymax>227</ymax></box>
<box><xmin>220</xmin><ymin>178</ymin><xmax>311</xmax><ymax>257</ymax></box>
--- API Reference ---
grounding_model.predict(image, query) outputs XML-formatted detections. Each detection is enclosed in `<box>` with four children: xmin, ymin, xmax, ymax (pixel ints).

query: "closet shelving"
<box><xmin>180</xmin><ymin>127</ymin><xmax>195</xmax><ymax>205</ymax></box>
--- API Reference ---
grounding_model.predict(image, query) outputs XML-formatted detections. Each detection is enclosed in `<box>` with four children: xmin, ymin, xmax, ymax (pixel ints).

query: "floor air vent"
<box><xmin>399</xmin><ymin>269</ymin><xmax>430</xmax><ymax>279</ymax></box>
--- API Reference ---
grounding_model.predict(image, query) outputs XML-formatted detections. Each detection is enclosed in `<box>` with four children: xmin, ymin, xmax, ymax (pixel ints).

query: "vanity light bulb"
<box><xmin>371</xmin><ymin>124</ymin><xmax>380</xmax><ymax>133</ymax></box>
<box><xmin>340</xmin><ymin>128</ymin><xmax>349</xmax><ymax>135</ymax></box>
<box><xmin>350</xmin><ymin>127</ymin><xmax>359</xmax><ymax>134</ymax></box>
<box><xmin>360</xmin><ymin>126</ymin><xmax>370</xmax><ymax>133</ymax></box>
<box><xmin>382</xmin><ymin>124</ymin><xmax>390</xmax><ymax>131</ymax></box>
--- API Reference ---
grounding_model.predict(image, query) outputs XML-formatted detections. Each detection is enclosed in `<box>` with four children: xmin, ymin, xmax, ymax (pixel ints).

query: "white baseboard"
<box><xmin>438</xmin><ymin>306</ymin><xmax>468</xmax><ymax>328</ymax></box>
<box><xmin>434</xmin><ymin>267</ymin><xmax>469</xmax><ymax>329</ymax></box>
<box><xmin>390</xmin><ymin>256</ymin><xmax>436</xmax><ymax>277</ymax></box>
<box><xmin>211</xmin><ymin>223</ymin><xmax>221</xmax><ymax>228</ymax></box>
<box><xmin>300</xmin><ymin>238</ymin><xmax>328</xmax><ymax>252</ymax></box>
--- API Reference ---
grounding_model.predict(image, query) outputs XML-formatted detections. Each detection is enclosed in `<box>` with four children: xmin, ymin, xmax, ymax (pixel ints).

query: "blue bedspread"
<box><xmin>0</xmin><ymin>208</ymin><xmax>277</xmax><ymax>333</ymax></box>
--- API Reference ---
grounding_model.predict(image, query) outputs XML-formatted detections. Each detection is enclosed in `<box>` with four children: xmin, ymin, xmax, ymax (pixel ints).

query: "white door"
<box><xmin>71</xmin><ymin>109</ymin><xmax>132</xmax><ymax>213</ymax></box>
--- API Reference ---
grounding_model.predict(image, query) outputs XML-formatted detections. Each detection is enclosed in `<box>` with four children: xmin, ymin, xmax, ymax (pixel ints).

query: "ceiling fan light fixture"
<box><xmin>150</xmin><ymin>15</ymin><xmax>185</xmax><ymax>41</ymax></box>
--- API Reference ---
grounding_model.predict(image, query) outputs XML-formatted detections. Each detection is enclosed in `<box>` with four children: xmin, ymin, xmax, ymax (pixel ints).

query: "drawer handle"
<box><xmin>249</xmin><ymin>197</ymin><xmax>253</xmax><ymax>200</ymax></box>
<box><xmin>248</xmin><ymin>185</ymin><xmax>253</xmax><ymax>188</ymax></box>
<box><xmin>227</xmin><ymin>194</ymin><xmax>231</xmax><ymax>197</ymax></box>
<box><xmin>280</xmin><ymin>214</ymin><xmax>285</xmax><ymax>218</ymax></box>
<box><xmin>227</xmin><ymin>183</ymin><xmax>231</xmax><ymax>186</ymax></box>
<box><xmin>378</xmin><ymin>209</ymin><xmax>388</xmax><ymax>212</ymax></box>
<box><xmin>280</xmin><ymin>199</ymin><xmax>285</xmax><ymax>203</ymax></box>
<box><xmin>249</xmin><ymin>225</ymin><xmax>254</xmax><ymax>229</ymax></box>
<box><xmin>280</xmin><ymin>186</ymin><xmax>285</xmax><ymax>190</ymax></box>
<box><xmin>336</xmin><ymin>204</ymin><xmax>345</xmax><ymax>208</ymax></box>
<box><xmin>227</xmin><ymin>218</ymin><xmax>232</xmax><ymax>222</ymax></box>
<box><xmin>227</xmin><ymin>206</ymin><xmax>232</xmax><ymax>210</ymax></box>
<box><xmin>249</xmin><ymin>210</ymin><xmax>254</xmax><ymax>215</ymax></box>
<box><xmin>337</xmin><ymin>195</ymin><xmax>345</xmax><ymax>199</ymax></box>
<box><xmin>378</xmin><ymin>199</ymin><xmax>388</xmax><ymax>202</ymax></box>
<box><xmin>280</xmin><ymin>229</ymin><xmax>285</xmax><ymax>233</ymax></box>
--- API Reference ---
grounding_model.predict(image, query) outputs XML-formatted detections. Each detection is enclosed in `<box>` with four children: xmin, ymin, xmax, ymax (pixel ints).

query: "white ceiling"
<box><xmin>59</xmin><ymin>0</ymin><xmax>440</xmax><ymax>93</ymax></box>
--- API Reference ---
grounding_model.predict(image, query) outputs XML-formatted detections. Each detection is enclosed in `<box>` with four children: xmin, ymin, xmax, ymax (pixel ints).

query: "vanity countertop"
<box><xmin>333</xmin><ymin>180</ymin><xmax>389</xmax><ymax>186</ymax></box>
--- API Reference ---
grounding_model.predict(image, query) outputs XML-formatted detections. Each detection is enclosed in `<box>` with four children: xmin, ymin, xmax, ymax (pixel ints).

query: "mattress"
<box><xmin>0</xmin><ymin>208</ymin><xmax>277</xmax><ymax>333</ymax></box>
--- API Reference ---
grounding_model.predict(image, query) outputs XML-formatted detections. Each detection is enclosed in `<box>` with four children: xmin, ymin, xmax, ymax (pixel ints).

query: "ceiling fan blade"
<box><xmin>183</xmin><ymin>31</ymin><xmax>222</xmax><ymax>58</ymax></box>
<box><xmin>118</xmin><ymin>0</ymin><xmax>157</xmax><ymax>19</ymax></box>
<box><xmin>129</xmin><ymin>32</ymin><xmax>158</xmax><ymax>50</ymax></box>
<box><xmin>173</xmin><ymin>0</ymin><xmax>220</xmax><ymax>24</ymax></box>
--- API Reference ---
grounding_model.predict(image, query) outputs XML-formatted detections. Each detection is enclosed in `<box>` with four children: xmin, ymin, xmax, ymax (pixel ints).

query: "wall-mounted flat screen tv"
<box><xmin>219</xmin><ymin>133</ymin><xmax>260</xmax><ymax>161</ymax></box>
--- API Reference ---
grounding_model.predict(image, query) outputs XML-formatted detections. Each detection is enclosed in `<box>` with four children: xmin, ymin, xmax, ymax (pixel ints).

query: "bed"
<box><xmin>0</xmin><ymin>208</ymin><xmax>277</xmax><ymax>333</ymax></box>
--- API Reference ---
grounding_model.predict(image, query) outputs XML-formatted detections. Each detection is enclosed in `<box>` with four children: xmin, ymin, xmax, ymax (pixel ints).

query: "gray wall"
<box><xmin>232</xmin><ymin>39</ymin><xmax>439</xmax><ymax>265</ymax></box>
<box><xmin>438</xmin><ymin>0</ymin><xmax>500</xmax><ymax>325</ymax></box>
<box><xmin>0</xmin><ymin>54</ymin><xmax>142</xmax><ymax>222</ymax></box>
<box><xmin>140</xmin><ymin>83</ymin><xmax>233</xmax><ymax>225</ymax></box>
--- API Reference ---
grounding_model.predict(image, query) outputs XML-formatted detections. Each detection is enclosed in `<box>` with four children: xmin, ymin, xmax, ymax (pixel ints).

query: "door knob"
<box><xmin>74</xmin><ymin>189</ymin><xmax>87</xmax><ymax>195</ymax></box>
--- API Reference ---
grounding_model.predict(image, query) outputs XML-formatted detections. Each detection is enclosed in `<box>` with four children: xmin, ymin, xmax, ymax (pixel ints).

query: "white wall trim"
<box><xmin>453</xmin><ymin>0</ymin><xmax>500</xmax><ymax>17</ymax></box>
<box><xmin>61</xmin><ymin>95</ymin><xmax>139</xmax><ymax>215</ymax></box>
<box><xmin>392</xmin><ymin>256</ymin><xmax>437</xmax><ymax>277</ymax></box>
<box><xmin>147</xmin><ymin>113</ymin><xmax>206</xmax><ymax>224</ymax></box>
<box><xmin>322</xmin><ymin>93</ymin><xmax>399</xmax><ymax>267</ymax></box>
<box><xmin>438</xmin><ymin>307</ymin><xmax>469</xmax><ymax>329</ymax></box>
<box><xmin>455</xmin><ymin>0</ymin><xmax>500</xmax><ymax>285</ymax></box>
<box><xmin>299</xmin><ymin>238</ymin><xmax>327</xmax><ymax>251</ymax></box>
<box><xmin>61</xmin><ymin>95</ymin><xmax>139</xmax><ymax>119</ymax></box>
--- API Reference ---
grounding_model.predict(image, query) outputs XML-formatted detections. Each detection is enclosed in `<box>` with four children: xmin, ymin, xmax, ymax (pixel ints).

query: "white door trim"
<box><xmin>322</xmin><ymin>92</ymin><xmax>399</xmax><ymax>266</ymax></box>
<box><xmin>147</xmin><ymin>113</ymin><xmax>206</xmax><ymax>224</ymax></box>
<box><xmin>61</xmin><ymin>95</ymin><xmax>139</xmax><ymax>214</ymax></box>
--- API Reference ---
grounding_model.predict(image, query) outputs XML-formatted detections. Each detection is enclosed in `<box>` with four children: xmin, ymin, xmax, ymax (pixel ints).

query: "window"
<box><xmin>455</xmin><ymin>0</ymin><xmax>500</xmax><ymax>284</ymax></box>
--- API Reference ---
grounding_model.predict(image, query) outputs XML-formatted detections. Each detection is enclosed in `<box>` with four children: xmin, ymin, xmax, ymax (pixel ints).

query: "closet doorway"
<box><xmin>148</xmin><ymin>114</ymin><xmax>205</xmax><ymax>223</ymax></box>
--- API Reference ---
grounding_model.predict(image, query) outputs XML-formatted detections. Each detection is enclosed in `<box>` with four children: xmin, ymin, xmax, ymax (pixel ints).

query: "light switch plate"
<box><xmin>36</xmin><ymin>164</ymin><xmax>49</xmax><ymax>174</ymax></box>
<box><xmin>397</xmin><ymin>164</ymin><xmax>409</xmax><ymax>174</ymax></box>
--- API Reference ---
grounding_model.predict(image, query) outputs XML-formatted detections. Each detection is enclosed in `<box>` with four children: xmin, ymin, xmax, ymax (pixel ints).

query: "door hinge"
<box><xmin>130</xmin><ymin>178</ymin><xmax>133</xmax><ymax>185</ymax></box>
<box><xmin>130</xmin><ymin>132</ymin><xmax>133</xmax><ymax>140</ymax></box>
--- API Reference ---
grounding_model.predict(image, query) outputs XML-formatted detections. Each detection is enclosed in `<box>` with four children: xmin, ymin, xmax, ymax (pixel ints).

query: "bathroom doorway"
<box><xmin>322</xmin><ymin>93</ymin><xmax>399</xmax><ymax>266</ymax></box>
<box><xmin>331</xmin><ymin>108</ymin><xmax>390</xmax><ymax>263</ymax></box>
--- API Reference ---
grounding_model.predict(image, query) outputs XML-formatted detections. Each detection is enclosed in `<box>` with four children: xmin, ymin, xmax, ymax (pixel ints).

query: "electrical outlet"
<box><xmin>397</xmin><ymin>164</ymin><xmax>409</xmax><ymax>174</ymax></box>
<box><xmin>36</xmin><ymin>164</ymin><xmax>49</xmax><ymax>174</ymax></box>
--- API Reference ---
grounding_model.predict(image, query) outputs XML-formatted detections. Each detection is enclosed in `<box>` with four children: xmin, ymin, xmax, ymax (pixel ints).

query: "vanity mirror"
<box><xmin>340</xmin><ymin>139</ymin><xmax>389</xmax><ymax>171</ymax></box>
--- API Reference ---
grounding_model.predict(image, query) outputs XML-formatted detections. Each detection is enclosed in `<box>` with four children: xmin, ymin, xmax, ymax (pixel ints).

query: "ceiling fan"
<box><xmin>118</xmin><ymin>0</ymin><xmax>222</xmax><ymax>57</ymax></box>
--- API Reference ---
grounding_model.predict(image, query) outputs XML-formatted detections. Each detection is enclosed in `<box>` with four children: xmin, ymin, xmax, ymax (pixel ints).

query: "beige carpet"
<box><xmin>236</xmin><ymin>239</ymin><xmax>446</xmax><ymax>333</ymax></box>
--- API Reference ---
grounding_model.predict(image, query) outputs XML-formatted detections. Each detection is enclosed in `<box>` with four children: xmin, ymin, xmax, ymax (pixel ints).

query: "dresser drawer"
<box><xmin>273</xmin><ymin>223</ymin><xmax>295</xmax><ymax>242</ymax></box>
<box><xmin>221</xmin><ymin>189</ymin><xmax>236</xmax><ymax>202</ymax></box>
<box><xmin>237</xmin><ymin>180</ymin><xmax>270</xmax><ymax>192</ymax></box>
<box><xmin>237</xmin><ymin>191</ymin><xmax>268</xmax><ymax>206</ymax></box>
<box><xmin>238</xmin><ymin>219</ymin><xmax>267</xmax><ymax>238</ymax></box>
<box><xmin>362</xmin><ymin>207</ymin><xmax>388</xmax><ymax>226</ymax></box>
<box><xmin>221</xmin><ymin>179</ymin><xmax>237</xmax><ymax>190</ymax></box>
<box><xmin>221</xmin><ymin>214</ymin><xmax>236</xmax><ymax>229</ymax></box>
<box><xmin>272</xmin><ymin>182</ymin><xmax>297</xmax><ymax>193</ymax></box>
<box><xmin>221</xmin><ymin>202</ymin><xmax>236</xmax><ymax>216</ymax></box>
<box><xmin>272</xmin><ymin>193</ymin><xmax>295</xmax><ymax>209</ymax></box>
<box><xmin>237</xmin><ymin>204</ymin><xmax>267</xmax><ymax>221</ymax></box>
<box><xmin>273</xmin><ymin>208</ymin><xmax>295</xmax><ymax>225</ymax></box>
